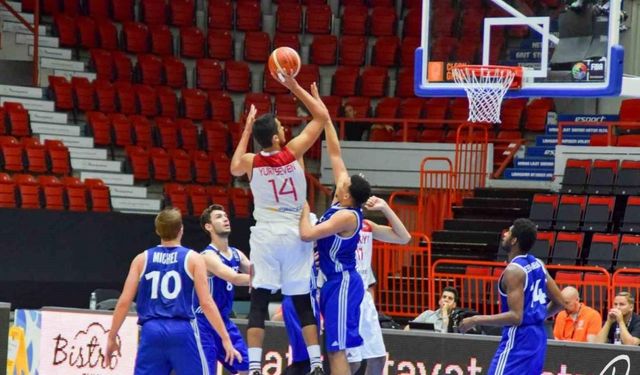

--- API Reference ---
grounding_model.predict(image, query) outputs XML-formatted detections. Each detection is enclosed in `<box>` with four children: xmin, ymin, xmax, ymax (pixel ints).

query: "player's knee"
<box><xmin>248</xmin><ymin>288</ymin><xmax>270</xmax><ymax>329</ymax></box>
<box><xmin>291</xmin><ymin>294</ymin><xmax>316</xmax><ymax>327</ymax></box>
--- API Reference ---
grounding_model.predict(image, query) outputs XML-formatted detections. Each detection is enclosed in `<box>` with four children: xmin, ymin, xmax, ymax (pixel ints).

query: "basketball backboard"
<box><xmin>414</xmin><ymin>0</ymin><xmax>624</xmax><ymax>98</ymax></box>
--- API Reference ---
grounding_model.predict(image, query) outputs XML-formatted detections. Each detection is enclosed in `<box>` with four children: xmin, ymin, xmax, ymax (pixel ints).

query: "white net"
<box><xmin>452</xmin><ymin>66</ymin><xmax>516</xmax><ymax>124</ymax></box>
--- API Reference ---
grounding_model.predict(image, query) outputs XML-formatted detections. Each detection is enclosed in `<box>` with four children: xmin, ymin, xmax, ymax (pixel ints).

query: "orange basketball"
<box><xmin>268</xmin><ymin>47</ymin><xmax>301</xmax><ymax>82</ymax></box>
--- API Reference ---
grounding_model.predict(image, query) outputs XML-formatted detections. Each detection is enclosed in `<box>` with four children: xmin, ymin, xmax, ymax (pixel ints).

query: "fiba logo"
<box><xmin>571</xmin><ymin>62</ymin><xmax>588</xmax><ymax>81</ymax></box>
<box><xmin>599</xmin><ymin>354</ymin><xmax>630</xmax><ymax>375</ymax></box>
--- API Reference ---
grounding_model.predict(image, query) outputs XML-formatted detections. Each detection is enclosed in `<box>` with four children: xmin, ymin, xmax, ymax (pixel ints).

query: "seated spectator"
<box><xmin>594</xmin><ymin>291</ymin><xmax>640</xmax><ymax>345</ymax></box>
<box><xmin>553</xmin><ymin>286</ymin><xmax>602</xmax><ymax>342</ymax></box>
<box><xmin>342</xmin><ymin>104</ymin><xmax>370</xmax><ymax>141</ymax></box>
<box><xmin>406</xmin><ymin>286</ymin><xmax>458</xmax><ymax>333</ymax></box>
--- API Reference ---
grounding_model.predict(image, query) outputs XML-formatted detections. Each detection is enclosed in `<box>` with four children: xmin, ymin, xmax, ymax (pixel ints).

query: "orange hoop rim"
<box><xmin>452</xmin><ymin>64</ymin><xmax>523</xmax><ymax>89</ymax></box>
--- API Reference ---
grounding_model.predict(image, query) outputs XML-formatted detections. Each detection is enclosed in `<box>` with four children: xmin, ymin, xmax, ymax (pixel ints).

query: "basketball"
<box><xmin>268</xmin><ymin>47</ymin><xmax>301</xmax><ymax>82</ymax></box>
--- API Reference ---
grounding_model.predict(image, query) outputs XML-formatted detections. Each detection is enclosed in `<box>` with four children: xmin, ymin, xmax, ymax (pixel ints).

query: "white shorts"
<box><xmin>346</xmin><ymin>291</ymin><xmax>386</xmax><ymax>362</ymax></box>
<box><xmin>249</xmin><ymin>223</ymin><xmax>314</xmax><ymax>296</ymax></box>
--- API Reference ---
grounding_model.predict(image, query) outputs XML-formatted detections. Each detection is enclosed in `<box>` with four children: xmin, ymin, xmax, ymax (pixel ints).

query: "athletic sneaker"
<box><xmin>308</xmin><ymin>367</ymin><xmax>325</xmax><ymax>375</ymax></box>
<box><xmin>251</xmin><ymin>371</ymin><xmax>261</xmax><ymax>375</ymax></box>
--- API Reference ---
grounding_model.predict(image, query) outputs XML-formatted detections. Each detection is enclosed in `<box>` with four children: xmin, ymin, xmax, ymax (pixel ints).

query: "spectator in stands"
<box><xmin>594</xmin><ymin>291</ymin><xmax>640</xmax><ymax>345</ymax></box>
<box><xmin>406</xmin><ymin>286</ymin><xmax>459</xmax><ymax>333</ymax></box>
<box><xmin>553</xmin><ymin>286</ymin><xmax>602</xmax><ymax>342</ymax></box>
<box><xmin>342</xmin><ymin>104</ymin><xmax>370</xmax><ymax>141</ymax></box>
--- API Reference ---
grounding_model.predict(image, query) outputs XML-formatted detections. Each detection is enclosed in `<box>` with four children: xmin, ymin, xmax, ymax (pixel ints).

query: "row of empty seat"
<box><xmin>163</xmin><ymin>182</ymin><xmax>251</xmax><ymax>217</ymax></box>
<box><xmin>561</xmin><ymin>159</ymin><xmax>640</xmax><ymax>196</ymax></box>
<box><xmin>0</xmin><ymin>173</ymin><xmax>110</xmax><ymax>211</ymax></box>
<box><xmin>0</xmin><ymin>136</ymin><xmax>71</xmax><ymax>176</ymax></box>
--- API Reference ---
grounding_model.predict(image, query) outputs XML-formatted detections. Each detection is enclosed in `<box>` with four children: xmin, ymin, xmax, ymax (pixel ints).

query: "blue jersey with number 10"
<box><xmin>499</xmin><ymin>254</ymin><xmax>548</xmax><ymax>326</ymax></box>
<box><xmin>137</xmin><ymin>246</ymin><xmax>196</xmax><ymax>325</ymax></box>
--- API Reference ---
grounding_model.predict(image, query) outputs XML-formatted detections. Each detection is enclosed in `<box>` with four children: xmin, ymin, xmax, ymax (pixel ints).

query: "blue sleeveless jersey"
<box><xmin>136</xmin><ymin>246</ymin><xmax>195</xmax><ymax>325</ymax></box>
<box><xmin>316</xmin><ymin>203</ymin><xmax>364</xmax><ymax>277</ymax></box>
<box><xmin>499</xmin><ymin>254</ymin><xmax>548</xmax><ymax>326</ymax></box>
<box><xmin>193</xmin><ymin>244</ymin><xmax>241</xmax><ymax>319</ymax></box>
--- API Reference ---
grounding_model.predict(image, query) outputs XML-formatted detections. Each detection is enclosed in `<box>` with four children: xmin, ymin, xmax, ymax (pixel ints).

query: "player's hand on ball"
<box><xmin>243</xmin><ymin>104</ymin><xmax>257</xmax><ymax>135</ymax></box>
<box><xmin>458</xmin><ymin>316</ymin><xmax>476</xmax><ymax>333</ymax></box>
<box><xmin>274</xmin><ymin>69</ymin><xmax>299</xmax><ymax>90</ymax></box>
<box><xmin>222</xmin><ymin>338</ymin><xmax>242</xmax><ymax>364</ymax></box>
<box><xmin>364</xmin><ymin>196</ymin><xmax>387</xmax><ymax>211</ymax></box>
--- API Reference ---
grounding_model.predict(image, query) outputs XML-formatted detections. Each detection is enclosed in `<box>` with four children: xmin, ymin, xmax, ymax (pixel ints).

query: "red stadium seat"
<box><xmin>181</xmin><ymin>88</ymin><xmax>208</xmax><ymax>120</ymax></box>
<box><xmin>229</xmin><ymin>187</ymin><xmax>251</xmax><ymax>217</ymax></box>
<box><xmin>296</xmin><ymin>64</ymin><xmax>320</xmax><ymax>93</ymax></box>
<box><xmin>76</xmin><ymin>16</ymin><xmax>98</xmax><ymax>49</ymax></box>
<box><xmin>22</xmin><ymin>138</ymin><xmax>47</xmax><ymax>174</ymax></box>
<box><xmin>86</xmin><ymin>111</ymin><xmax>112</xmax><ymax>146</ymax></box>
<box><xmin>112</xmin><ymin>0</ymin><xmax>135</xmax><ymax>22</ymax></box>
<box><xmin>48</xmin><ymin>76</ymin><xmax>74</xmax><ymax>111</ymax></box>
<box><xmin>225</xmin><ymin>61</ymin><xmax>251</xmax><ymax>92</ymax></box>
<box><xmin>62</xmin><ymin>176</ymin><xmax>88</xmax><ymax>211</ymax></box>
<box><xmin>310</xmin><ymin>35</ymin><xmax>338</xmax><ymax>65</ymax></box>
<box><xmin>162</xmin><ymin>56</ymin><xmax>187</xmax><ymax>89</ymax></box>
<box><xmin>305</xmin><ymin>4</ymin><xmax>332</xmax><ymax>35</ymax></box>
<box><xmin>109</xmin><ymin>113</ymin><xmax>134</xmax><ymax>147</ymax></box>
<box><xmin>191</xmin><ymin>150</ymin><xmax>214</xmax><ymax>184</ymax></box>
<box><xmin>84</xmin><ymin>178</ymin><xmax>111</xmax><ymax>212</ymax></box>
<box><xmin>130</xmin><ymin>115</ymin><xmax>155</xmax><ymax>148</ymax></box>
<box><xmin>0</xmin><ymin>136</ymin><xmax>24</xmax><ymax>172</ymax></box>
<box><xmin>344</xmin><ymin>97</ymin><xmax>371</xmax><ymax>119</ymax></box>
<box><xmin>208</xmin><ymin>0</ymin><xmax>233</xmax><ymax>30</ymax></box>
<box><xmin>372</xmin><ymin>36</ymin><xmax>399</xmax><ymax>67</ymax></box>
<box><xmin>202</xmin><ymin>121</ymin><xmax>229</xmax><ymax>153</ymax></box>
<box><xmin>274</xmin><ymin>94</ymin><xmax>298</xmax><ymax>121</ymax></box>
<box><xmin>71</xmin><ymin>76</ymin><xmax>96</xmax><ymax>112</ymax></box>
<box><xmin>403</xmin><ymin>9</ymin><xmax>422</xmax><ymax>37</ymax></box>
<box><xmin>264</xmin><ymin>64</ymin><xmax>289</xmax><ymax>95</ymax></box>
<box><xmin>15</xmin><ymin>174</ymin><xmax>41</xmax><ymax>209</ymax></box>
<box><xmin>0</xmin><ymin>173</ymin><xmax>16</xmax><ymax>208</ymax></box>
<box><xmin>94</xmin><ymin>79</ymin><xmax>117</xmax><ymax>113</ymax></box>
<box><xmin>339</xmin><ymin>36</ymin><xmax>366</xmax><ymax>66</ymax></box>
<box><xmin>332</xmin><ymin>66</ymin><xmax>359</xmax><ymax>97</ymax></box>
<box><xmin>207</xmin><ymin>30</ymin><xmax>234</xmax><ymax>60</ymax></box>
<box><xmin>400</xmin><ymin>36</ymin><xmax>420</xmax><ymax>68</ymax></box>
<box><xmin>164</xmin><ymin>183</ymin><xmax>189</xmax><ymax>214</ymax></box>
<box><xmin>211</xmin><ymin>152</ymin><xmax>232</xmax><ymax>185</ymax></box>
<box><xmin>44</xmin><ymin>140</ymin><xmax>71</xmax><ymax>176</ymax></box>
<box><xmin>123</xmin><ymin>22</ymin><xmax>149</xmax><ymax>54</ymax></box>
<box><xmin>136</xmin><ymin>54</ymin><xmax>163</xmax><ymax>86</ymax></box>
<box><xmin>4</xmin><ymin>103</ymin><xmax>30</xmax><ymax>138</ymax></box>
<box><xmin>209</xmin><ymin>92</ymin><xmax>235</xmax><ymax>123</ymax></box>
<box><xmin>141</xmin><ymin>0</ymin><xmax>168</xmax><ymax>25</ymax></box>
<box><xmin>113</xmin><ymin>51</ymin><xmax>134</xmax><ymax>82</ymax></box>
<box><xmin>276</xmin><ymin>4</ymin><xmax>302</xmax><ymax>33</ymax></box>
<box><xmin>170</xmin><ymin>0</ymin><xmax>195</xmax><ymax>27</ymax></box>
<box><xmin>187</xmin><ymin>184</ymin><xmax>210</xmax><ymax>216</ymax></box>
<box><xmin>134</xmin><ymin>84</ymin><xmax>159</xmax><ymax>117</ymax></box>
<box><xmin>39</xmin><ymin>175</ymin><xmax>64</xmax><ymax>210</ymax></box>
<box><xmin>371</xmin><ymin>7</ymin><xmax>396</xmax><ymax>36</ymax></box>
<box><xmin>176</xmin><ymin>118</ymin><xmax>199</xmax><ymax>151</ymax></box>
<box><xmin>375</xmin><ymin>97</ymin><xmax>401</xmax><ymax>118</ymax></box>
<box><xmin>395</xmin><ymin>68</ymin><xmax>415</xmax><ymax>98</ymax></box>
<box><xmin>157</xmin><ymin>86</ymin><xmax>178</xmax><ymax>118</ymax></box>
<box><xmin>500</xmin><ymin>99</ymin><xmax>526</xmax><ymax>130</ymax></box>
<box><xmin>525</xmin><ymin>98</ymin><xmax>555</xmax><ymax>132</ymax></box>
<box><xmin>89</xmin><ymin>49</ymin><xmax>115</xmax><ymax>81</ymax></box>
<box><xmin>150</xmin><ymin>147</ymin><xmax>172</xmax><ymax>181</ymax></box>
<box><xmin>207</xmin><ymin>185</ymin><xmax>230</xmax><ymax>210</ymax></box>
<box><xmin>273</xmin><ymin>33</ymin><xmax>300</xmax><ymax>50</ymax></box>
<box><xmin>114</xmin><ymin>81</ymin><xmax>137</xmax><ymax>115</ymax></box>
<box><xmin>236</xmin><ymin>1</ymin><xmax>261</xmax><ymax>31</ymax></box>
<box><xmin>155</xmin><ymin>117</ymin><xmax>179</xmax><ymax>150</ymax></box>
<box><xmin>86</xmin><ymin>0</ymin><xmax>110</xmax><ymax>19</ymax></box>
<box><xmin>196</xmin><ymin>59</ymin><xmax>224</xmax><ymax>91</ymax></box>
<box><xmin>96</xmin><ymin>19</ymin><xmax>119</xmax><ymax>50</ymax></box>
<box><xmin>321</xmin><ymin>96</ymin><xmax>342</xmax><ymax>118</ymax></box>
<box><xmin>180</xmin><ymin>26</ymin><xmax>205</xmax><ymax>59</ymax></box>
<box><xmin>62</xmin><ymin>0</ymin><xmax>81</xmax><ymax>15</ymax></box>
<box><xmin>149</xmin><ymin>25</ymin><xmax>174</xmax><ymax>56</ymax></box>
<box><xmin>53</xmin><ymin>14</ymin><xmax>77</xmax><ymax>47</ymax></box>
<box><xmin>342</xmin><ymin>6</ymin><xmax>368</xmax><ymax>36</ymax></box>
<box><xmin>244</xmin><ymin>32</ymin><xmax>271</xmax><ymax>62</ymax></box>
<box><xmin>360</xmin><ymin>67</ymin><xmax>388</xmax><ymax>97</ymax></box>
<box><xmin>170</xmin><ymin>148</ymin><xmax>193</xmax><ymax>183</ymax></box>
<box><xmin>244</xmin><ymin>93</ymin><xmax>272</xmax><ymax>117</ymax></box>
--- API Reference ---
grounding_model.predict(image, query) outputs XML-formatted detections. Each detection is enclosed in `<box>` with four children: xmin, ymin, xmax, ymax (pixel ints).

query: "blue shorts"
<box><xmin>320</xmin><ymin>270</ymin><xmax>364</xmax><ymax>352</ymax></box>
<box><xmin>135</xmin><ymin>318</ymin><xmax>210</xmax><ymax>375</ymax></box>
<box><xmin>488</xmin><ymin>324</ymin><xmax>547</xmax><ymax>375</ymax></box>
<box><xmin>282</xmin><ymin>293</ymin><xmax>321</xmax><ymax>363</ymax></box>
<box><xmin>197</xmin><ymin>315</ymin><xmax>249</xmax><ymax>373</ymax></box>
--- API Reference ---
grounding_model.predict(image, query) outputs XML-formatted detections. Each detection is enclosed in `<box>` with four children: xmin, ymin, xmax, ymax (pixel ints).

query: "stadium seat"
<box><xmin>360</xmin><ymin>67</ymin><xmax>388</xmax><ymax>98</ymax></box>
<box><xmin>44</xmin><ymin>140</ymin><xmax>71</xmax><ymax>176</ymax></box>
<box><xmin>63</xmin><ymin>0</ymin><xmax>81</xmax><ymax>15</ymax></box>
<box><xmin>276</xmin><ymin>4</ymin><xmax>302</xmax><ymax>33</ymax></box>
<box><xmin>130</xmin><ymin>115</ymin><xmax>155</xmax><ymax>148</ymax></box>
<box><xmin>274</xmin><ymin>94</ymin><xmax>298</xmax><ymax>122</ymax></box>
<box><xmin>582</xmin><ymin>196</ymin><xmax>615</xmax><ymax>232</ymax></box>
<box><xmin>400</xmin><ymin>37</ymin><xmax>420</xmax><ymax>68</ymax></box>
<box><xmin>164</xmin><ymin>183</ymin><xmax>189</xmax><ymax>215</ymax></box>
<box><xmin>126</xmin><ymin>145</ymin><xmax>151</xmax><ymax>180</ymax></box>
<box><xmin>191</xmin><ymin>150</ymin><xmax>213</xmax><ymax>184</ymax></box>
<box><xmin>0</xmin><ymin>173</ymin><xmax>16</xmax><ymax>208</ymax></box>
<box><xmin>134</xmin><ymin>84</ymin><xmax>159</xmax><ymax>117</ymax></box>
<box><xmin>229</xmin><ymin>187</ymin><xmax>251</xmax><ymax>217</ymax></box>
<box><xmin>424</xmin><ymin>98</ymin><xmax>449</xmax><ymax>128</ymax></box>
<box><xmin>49</xmin><ymin>76</ymin><xmax>74</xmax><ymax>111</ymax></box>
<box><xmin>207</xmin><ymin>30</ymin><xmax>234</xmax><ymax>60</ymax></box>
<box><xmin>22</xmin><ymin>138</ymin><xmax>47</xmax><ymax>174</ymax></box>
<box><xmin>339</xmin><ymin>36</ymin><xmax>366</xmax><ymax>66</ymax></box>
<box><xmin>583</xmin><ymin>272</ymin><xmax>609</xmax><ymax>314</ymax></box>
<box><xmin>94</xmin><ymin>79</ymin><xmax>117</xmax><ymax>113</ymax></box>
<box><xmin>123</xmin><ymin>22</ymin><xmax>150</xmax><ymax>54</ymax></box>
<box><xmin>554</xmin><ymin>195</ymin><xmax>586</xmax><ymax>231</ymax></box>
<box><xmin>321</xmin><ymin>96</ymin><xmax>342</xmax><ymax>118</ymax></box>
<box><xmin>96</xmin><ymin>19</ymin><xmax>119</xmax><ymax>50</ymax></box>
<box><xmin>529</xmin><ymin>231</ymin><xmax>555</xmax><ymax>262</ymax></box>
<box><xmin>150</xmin><ymin>25</ymin><xmax>174</xmax><ymax>56</ymax></box>
<box><xmin>15</xmin><ymin>174</ymin><xmax>41</xmax><ymax>209</ymax></box>
<box><xmin>403</xmin><ymin>8</ymin><xmax>421</xmax><ymax>37</ymax></box>
<box><xmin>141</xmin><ymin>0</ymin><xmax>168</xmax><ymax>25</ymax></box>
<box><xmin>155</xmin><ymin>117</ymin><xmax>179</xmax><ymax>150</ymax></box>
<box><xmin>113</xmin><ymin>51</ymin><xmax>134</xmax><ymax>82</ymax></box>
<box><xmin>621</xmin><ymin>196</ymin><xmax>640</xmax><ymax>233</ymax></box>
<box><xmin>375</xmin><ymin>97</ymin><xmax>401</xmax><ymax>118</ymax></box>
<box><xmin>177</xmin><ymin>118</ymin><xmax>199</xmax><ymax>151</ymax></box>
<box><xmin>310</xmin><ymin>35</ymin><xmax>338</xmax><ymax>65</ymax></box>
<box><xmin>211</xmin><ymin>152</ymin><xmax>232</xmax><ymax>185</ymax></box>
<box><xmin>208</xmin><ymin>0</ymin><xmax>233</xmax><ymax>30</ymax></box>
<box><xmin>187</xmin><ymin>184</ymin><xmax>210</xmax><ymax>216</ymax></box>
<box><xmin>586</xmin><ymin>159</ymin><xmax>618</xmax><ymax>195</ymax></box>
<box><xmin>525</xmin><ymin>98</ymin><xmax>555</xmax><ymax>132</ymax></box>
<box><xmin>273</xmin><ymin>33</ymin><xmax>300</xmax><ymax>50</ymax></box>
<box><xmin>500</xmin><ymin>99</ymin><xmax>526</xmax><ymax>130</ymax></box>
<box><xmin>196</xmin><ymin>59</ymin><xmax>224</xmax><ymax>91</ymax></box>
<box><xmin>370</xmin><ymin>6</ymin><xmax>396</xmax><ymax>37</ymax></box>
<box><xmin>90</xmin><ymin>49</ymin><xmax>115</xmax><ymax>81</ymax></box>
<box><xmin>529</xmin><ymin>194</ymin><xmax>559</xmax><ymax>230</ymax></box>
<box><xmin>209</xmin><ymin>92</ymin><xmax>235</xmax><ymax>123</ymax></box>
<box><xmin>86</xmin><ymin>0</ymin><xmax>110</xmax><ymax>19</ymax></box>
<box><xmin>560</xmin><ymin>159</ymin><xmax>591</xmax><ymax>194</ymax></box>
<box><xmin>225</xmin><ymin>61</ymin><xmax>251</xmax><ymax>92</ymax></box>
<box><xmin>150</xmin><ymin>147</ymin><xmax>172</xmax><ymax>181</ymax></box>
<box><xmin>614</xmin><ymin>160</ymin><xmax>640</xmax><ymax>195</ymax></box>
<box><xmin>170</xmin><ymin>0</ymin><xmax>195</xmax><ymax>27</ymax></box>
<box><xmin>202</xmin><ymin>121</ymin><xmax>228</xmax><ymax>153</ymax></box>
<box><xmin>114</xmin><ymin>81</ymin><xmax>137</xmax><ymax>115</ymax></box>
<box><xmin>372</xmin><ymin>36</ymin><xmax>399</xmax><ymax>67</ymax></box>
<box><xmin>157</xmin><ymin>86</ymin><xmax>179</xmax><ymax>119</ymax></box>
<box><xmin>587</xmin><ymin>233</ymin><xmax>619</xmax><ymax>269</ymax></box>
<box><xmin>162</xmin><ymin>56</ymin><xmax>187</xmax><ymax>89</ymax></box>
<box><xmin>110</xmin><ymin>113</ymin><xmax>134</xmax><ymax>147</ymax></box>
<box><xmin>61</xmin><ymin>176</ymin><xmax>88</xmax><ymax>211</ymax></box>
<box><xmin>77</xmin><ymin>16</ymin><xmax>98</xmax><ymax>49</ymax></box>
<box><xmin>236</xmin><ymin>0</ymin><xmax>262</xmax><ymax>31</ymax></box>
<box><xmin>332</xmin><ymin>66</ymin><xmax>359</xmax><ymax>97</ymax></box>
<box><xmin>180</xmin><ymin>26</ymin><xmax>205</xmax><ymax>59</ymax></box>
<box><xmin>296</xmin><ymin>65</ymin><xmax>320</xmax><ymax>94</ymax></box>
<box><xmin>551</xmin><ymin>232</ymin><xmax>584</xmax><ymax>265</ymax></box>
<box><xmin>305</xmin><ymin>4</ymin><xmax>332</xmax><ymax>35</ymax></box>
<box><xmin>86</xmin><ymin>111</ymin><xmax>112</xmax><ymax>146</ymax></box>
<box><xmin>207</xmin><ymin>185</ymin><xmax>230</xmax><ymax>210</ymax></box>
<box><xmin>0</xmin><ymin>136</ymin><xmax>24</xmax><ymax>172</ymax></box>
<box><xmin>170</xmin><ymin>148</ymin><xmax>193</xmax><ymax>183</ymax></box>
<box><xmin>136</xmin><ymin>54</ymin><xmax>163</xmax><ymax>86</ymax></box>
<box><xmin>554</xmin><ymin>271</ymin><xmax>582</xmax><ymax>286</ymax></box>
<box><xmin>342</xmin><ymin>5</ymin><xmax>368</xmax><ymax>36</ymax></box>
<box><xmin>4</xmin><ymin>103</ymin><xmax>30</xmax><ymax>138</ymax></box>
<box><xmin>618</xmin><ymin>99</ymin><xmax>640</xmax><ymax>134</ymax></box>
<box><xmin>53</xmin><ymin>14</ymin><xmax>77</xmax><ymax>47</ymax></box>
<box><xmin>180</xmin><ymin>88</ymin><xmax>208</xmax><ymax>120</ymax></box>
<box><xmin>84</xmin><ymin>178</ymin><xmax>111</xmax><ymax>212</ymax></box>
<box><xmin>395</xmin><ymin>68</ymin><xmax>415</xmax><ymax>98</ymax></box>
<box><xmin>39</xmin><ymin>175</ymin><xmax>64</xmax><ymax>210</ymax></box>
<box><xmin>616</xmin><ymin>235</ymin><xmax>640</xmax><ymax>268</ymax></box>
<box><xmin>244</xmin><ymin>93</ymin><xmax>272</xmax><ymax>117</ymax></box>
<box><xmin>244</xmin><ymin>32</ymin><xmax>271</xmax><ymax>62</ymax></box>
<box><xmin>264</xmin><ymin>65</ymin><xmax>289</xmax><ymax>95</ymax></box>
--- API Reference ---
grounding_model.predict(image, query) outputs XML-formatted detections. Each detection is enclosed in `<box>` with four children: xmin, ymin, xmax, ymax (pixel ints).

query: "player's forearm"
<box><xmin>593</xmin><ymin>321</ymin><xmax>612</xmax><ymax>343</ymax></box>
<box><xmin>474</xmin><ymin>311</ymin><xmax>522</xmax><ymax>327</ymax></box>
<box><xmin>291</xmin><ymin>83</ymin><xmax>330</xmax><ymax>122</ymax></box>
<box><xmin>233</xmin><ymin>273</ymin><xmax>251</xmax><ymax>286</ymax></box>
<box><xmin>299</xmin><ymin>213</ymin><xmax>313</xmax><ymax>242</ymax></box>
<box><xmin>201</xmin><ymin>300</ymin><xmax>231</xmax><ymax>342</ymax></box>
<box><xmin>108</xmin><ymin>300</ymin><xmax>131</xmax><ymax>340</ymax></box>
<box><xmin>324</xmin><ymin>120</ymin><xmax>342</xmax><ymax>159</ymax></box>
<box><xmin>381</xmin><ymin>205</ymin><xmax>411</xmax><ymax>244</ymax></box>
<box><xmin>230</xmin><ymin>132</ymin><xmax>251</xmax><ymax>176</ymax></box>
<box><xmin>546</xmin><ymin>301</ymin><xmax>563</xmax><ymax>318</ymax></box>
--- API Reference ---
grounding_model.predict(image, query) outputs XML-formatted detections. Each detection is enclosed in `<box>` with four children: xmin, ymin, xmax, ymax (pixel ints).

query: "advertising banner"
<box><xmin>38</xmin><ymin>308</ymin><xmax>138</xmax><ymax>375</ymax></box>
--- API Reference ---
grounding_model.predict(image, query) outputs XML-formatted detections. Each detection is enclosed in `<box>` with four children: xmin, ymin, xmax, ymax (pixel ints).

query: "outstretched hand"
<box><xmin>364</xmin><ymin>195</ymin><xmax>388</xmax><ymax>212</ymax></box>
<box><xmin>243</xmin><ymin>104</ymin><xmax>257</xmax><ymax>135</ymax></box>
<box><xmin>309</xmin><ymin>82</ymin><xmax>329</xmax><ymax>114</ymax></box>
<box><xmin>272</xmin><ymin>68</ymin><xmax>299</xmax><ymax>91</ymax></box>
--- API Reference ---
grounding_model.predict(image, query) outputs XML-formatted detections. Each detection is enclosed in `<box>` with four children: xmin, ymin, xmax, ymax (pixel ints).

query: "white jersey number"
<box><xmin>145</xmin><ymin>270</ymin><xmax>182</xmax><ymax>300</ymax></box>
<box><xmin>529</xmin><ymin>279</ymin><xmax>547</xmax><ymax>307</ymax></box>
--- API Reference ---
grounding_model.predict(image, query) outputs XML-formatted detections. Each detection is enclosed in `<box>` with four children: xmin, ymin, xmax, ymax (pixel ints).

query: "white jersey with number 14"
<box><xmin>355</xmin><ymin>221</ymin><xmax>375</xmax><ymax>289</ymax></box>
<box><xmin>250</xmin><ymin>147</ymin><xmax>306</xmax><ymax>224</ymax></box>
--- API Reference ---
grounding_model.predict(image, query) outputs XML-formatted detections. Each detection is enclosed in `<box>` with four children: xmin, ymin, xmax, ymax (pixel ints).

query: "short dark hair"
<box><xmin>349</xmin><ymin>174</ymin><xmax>371</xmax><ymax>207</ymax></box>
<box><xmin>199</xmin><ymin>204</ymin><xmax>226</xmax><ymax>232</ymax></box>
<box><xmin>442</xmin><ymin>286</ymin><xmax>459</xmax><ymax>304</ymax></box>
<box><xmin>511</xmin><ymin>218</ymin><xmax>537</xmax><ymax>253</ymax></box>
<box><xmin>253</xmin><ymin>113</ymin><xmax>278</xmax><ymax>148</ymax></box>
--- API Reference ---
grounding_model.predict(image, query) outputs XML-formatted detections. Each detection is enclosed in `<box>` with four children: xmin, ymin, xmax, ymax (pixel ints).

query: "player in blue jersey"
<box><xmin>299</xmin><ymin>103</ymin><xmax>372</xmax><ymax>374</ymax></box>
<box><xmin>459</xmin><ymin>218</ymin><xmax>566</xmax><ymax>375</ymax></box>
<box><xmin>195</xmin><ymin>204</ymin><xmax>252</xmax><ymax>374</ymax></box>
<box><xmin>106</xmin><ymin>207</ymin><xmax>241</xmax><ymax>374</ymax></box>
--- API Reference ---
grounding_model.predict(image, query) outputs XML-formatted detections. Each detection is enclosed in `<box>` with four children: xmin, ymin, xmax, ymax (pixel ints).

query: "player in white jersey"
<box><xmin>230</xmin><ymin>75</ymin><xmax>331</xmax><ymax>375</ymax></box>
<box><xmin>347</xmin><ymin>196</ymin><xmax>411</xmax><ymax>375</ymax></box>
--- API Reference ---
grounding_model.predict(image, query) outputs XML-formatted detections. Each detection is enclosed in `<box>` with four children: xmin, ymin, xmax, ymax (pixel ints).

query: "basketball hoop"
<box><xmin>452</xmin><ymin>65</ymin><xmax>523</xmax><ymax>124</ymax></box>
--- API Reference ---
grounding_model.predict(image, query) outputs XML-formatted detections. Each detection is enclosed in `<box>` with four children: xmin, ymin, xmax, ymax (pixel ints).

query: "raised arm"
<box><xmin>282</xmin><ymin>78</ymin><xmax>330</xmax><ymax>159</ymax></box>
<box><xmin>230</xmin><ymin>105</ymin><xmax>257</xmax><ymax>177</ymax></box>
<box><xmin>106</xmin><ymin>252</ymin><xmax>144</xmax><ymax>365</ymax></box>
<box><xmin>300</xmin><ymin>202</ymin><xmax>357</xmax><ymax>242</ymax></box>
<box><xmin>364</xmin><ymin>196</ymin><xmax>411</xmax><ymax>244</ymax></box>
<box><xmin>202</xmin><ymin>251</ymin><xmax>250</xmax><ymax>286</ymax></box>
